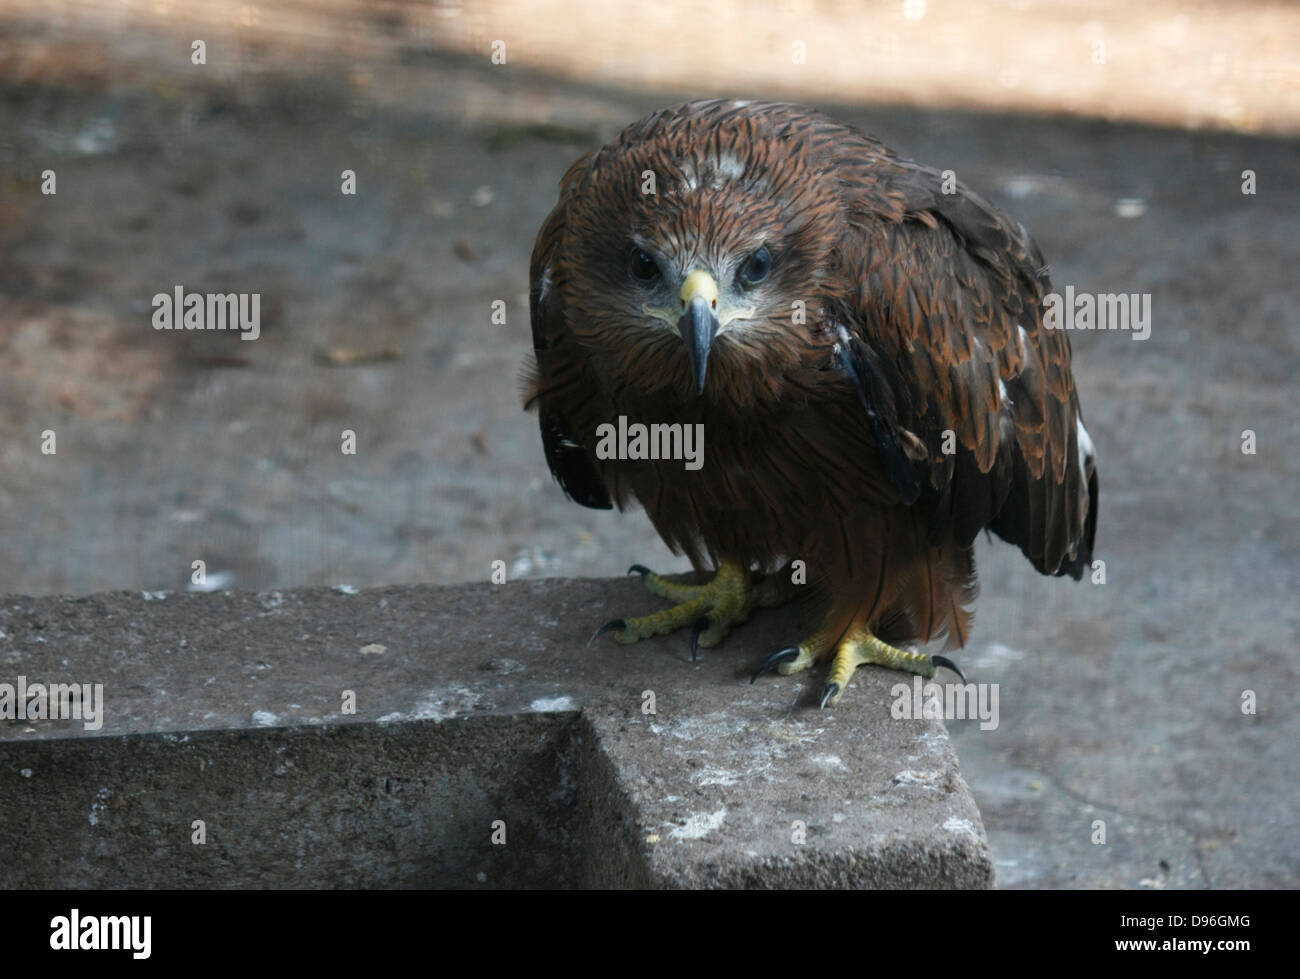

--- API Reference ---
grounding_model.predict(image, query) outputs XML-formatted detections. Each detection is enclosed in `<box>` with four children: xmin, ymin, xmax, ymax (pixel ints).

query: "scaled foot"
<box><xmin>751</xmin><ymin>615</ymin><xmax>965</xmax><ymax>707</ymax></box>
<box><xmin>593</xmin><ymin>558</ymin><xmax>755</xmax><ymax>660</ymax></box>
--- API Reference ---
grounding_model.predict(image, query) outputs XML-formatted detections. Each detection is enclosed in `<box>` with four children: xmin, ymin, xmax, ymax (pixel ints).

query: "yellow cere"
<box><xmin>680</xmin><ymin>269</ymin><xmax>718</xmax><ymax>308</ymax></box>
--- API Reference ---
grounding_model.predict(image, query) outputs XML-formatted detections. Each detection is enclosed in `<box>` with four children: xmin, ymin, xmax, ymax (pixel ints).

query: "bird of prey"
<box><xmin>522</xmin><ymin>100</ymin><xmax>1098</xmax><ymax>707</ymax></box>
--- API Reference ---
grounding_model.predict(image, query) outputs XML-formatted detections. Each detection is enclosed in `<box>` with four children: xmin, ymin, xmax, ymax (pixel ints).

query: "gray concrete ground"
<box><xmin>1</xmin><ymin>16</ymin><xmax>1298</xmax><ymax>887</ymax></box>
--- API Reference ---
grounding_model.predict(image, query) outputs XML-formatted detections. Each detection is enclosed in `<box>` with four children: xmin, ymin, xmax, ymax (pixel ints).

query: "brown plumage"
<box><xmin>522</xmin><ymin>99</ymin><xmax>1098</xmax><ymax>699</ymax></box>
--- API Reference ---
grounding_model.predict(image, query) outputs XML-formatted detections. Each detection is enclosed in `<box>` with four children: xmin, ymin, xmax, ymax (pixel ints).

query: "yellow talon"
<box><xmin>635</xmin><ymin>567</ymin><xmax>707</xmax><ymax>603</ymax></box>
<box><xmin>821</xmin><ymin>630</ymin><xmax>946</xmax><ymax>707</ymax></box>
<box><xmin>751</xmin><ymin>606</ymin><xmax>961</xmax><ymax>707</ymax></box>
<box><xmin>599</xmin><ymin>557</ymin><xmax>753</xmax><ymax>653</ymax></box>
<box><xmin>775</xmin><ymin>627</ymin><xmax>836</xmax><ymax>675</ymax></box>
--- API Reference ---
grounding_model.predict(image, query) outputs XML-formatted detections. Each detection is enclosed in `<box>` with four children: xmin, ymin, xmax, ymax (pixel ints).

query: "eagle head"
<box><xmin>554</xmin><ymin>101</ymin><xmax>844</xmax><ymax>408</ymax></box>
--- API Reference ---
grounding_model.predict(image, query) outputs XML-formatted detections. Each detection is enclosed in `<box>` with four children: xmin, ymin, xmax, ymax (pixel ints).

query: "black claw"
<box><xmin>932</xmin><ymin>655</ymin><xmax>966</xmax><ymax>683</ymax></box>
<box><xmin>690</xmin><ymin>617</ymin><xmax>710</xmax><ymax>661</ymax></box>
<box><xmin>750</xmin><ymin>646</ymin><xmax>800</xmax><ymax>684</ymax></box>
<box><xmin>590</xmin><ymin>619</ymin><xmax>627</xmax><ymax>644</ymax></box>
<box><xmin>628</xmin><ymin>564</ymin><xmax>653</xmax><ymax>577</ymax></box>
<box><xmin>820</xmin><ymin>682</ymin><xmax>841</xmax><ymax>709</ymax></box>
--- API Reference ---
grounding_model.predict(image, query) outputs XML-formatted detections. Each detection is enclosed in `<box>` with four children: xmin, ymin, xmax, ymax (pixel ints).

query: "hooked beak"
<box><xmin>676</xmin><ymin>270</ymin><xmax>720</xmax><ymax>394</ymax></box>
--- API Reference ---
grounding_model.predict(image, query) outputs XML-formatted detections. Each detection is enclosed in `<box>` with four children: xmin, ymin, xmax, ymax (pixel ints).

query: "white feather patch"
<box><xmin>1077</xmin><ymin>416</ymin><xmax>1096</xmax><ymax>473</ymax></box>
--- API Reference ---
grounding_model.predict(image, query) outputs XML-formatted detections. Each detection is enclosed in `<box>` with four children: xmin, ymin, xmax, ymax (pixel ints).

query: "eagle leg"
<box><xmin>592</xmin><ymin>558</ymin><xmax>753</xmax><ymax>660</ymax></box>
<box><xmin>752</xmin><ymin>610</ymin><xmax>966</xmax><ymax>708</ymax></box>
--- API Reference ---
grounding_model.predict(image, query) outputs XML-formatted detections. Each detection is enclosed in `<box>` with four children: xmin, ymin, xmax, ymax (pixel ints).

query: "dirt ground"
<box><xmin>1</xmin><ymin>1</ymin><xmax>1297</xmax><ymax>888</ymax></box>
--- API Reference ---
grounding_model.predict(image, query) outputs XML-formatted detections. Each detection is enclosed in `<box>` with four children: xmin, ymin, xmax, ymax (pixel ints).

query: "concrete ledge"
<box><xmin>0</xmin><ymin>579</ymin><xmax>993</xmax><ymax>888</ymax></box>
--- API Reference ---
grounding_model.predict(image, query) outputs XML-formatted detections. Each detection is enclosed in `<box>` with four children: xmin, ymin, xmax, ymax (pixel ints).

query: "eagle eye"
<box><xmin>627</xmin><ymin>247</ymin><xmax>661</xmax><ymax>283</ymax></box>
<box><xmin>738</xmin><ymin>245</ymin><xmax>772</xmax><ymax>287</ymax></box>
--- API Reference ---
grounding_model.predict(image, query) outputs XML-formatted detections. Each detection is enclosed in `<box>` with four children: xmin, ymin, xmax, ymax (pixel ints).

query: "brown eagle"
<box><xmin>522</xmin><ymin>100</ymin><xmax>1098</xmax><ymax>707</ymax></box>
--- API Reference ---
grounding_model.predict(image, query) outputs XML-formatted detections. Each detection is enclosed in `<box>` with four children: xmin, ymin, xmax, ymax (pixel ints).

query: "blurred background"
<box><xmin>1</xmin><ymin>1</ymin><xmax>1297</xmax><ymax>888</ymax></box>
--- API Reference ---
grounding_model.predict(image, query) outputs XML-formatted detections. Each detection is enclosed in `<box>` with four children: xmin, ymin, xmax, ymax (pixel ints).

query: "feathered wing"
<box><xmin>838</xmin><ymin>150</ymin><xmax>1098</xmax><ymax>594</ymax></box>
<box><xmin>523</xmin><ymin>157</ymin><xmax>612</xmax><ymax>510</ymax></box>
